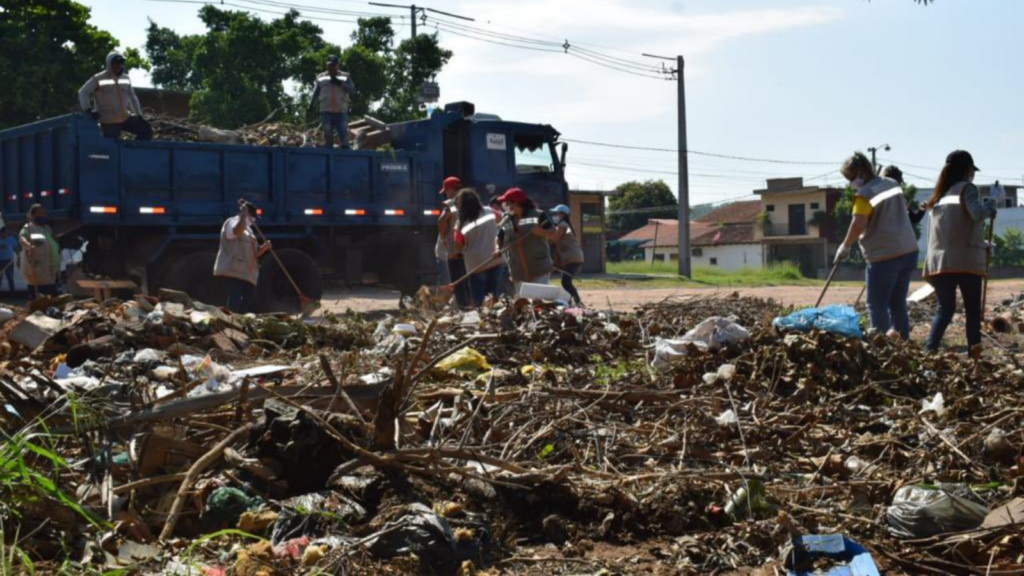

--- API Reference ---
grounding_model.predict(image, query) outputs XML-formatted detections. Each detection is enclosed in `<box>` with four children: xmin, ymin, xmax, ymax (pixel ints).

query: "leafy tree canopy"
<box><xmin>608</xmin><ymin>180</ymin><xmax>678</xmax><ymax>233</ymax></box>
<box><xmin>0</xmin><ymin>0</ymin><xmax>147</xmax><ymax>128</ymax></box>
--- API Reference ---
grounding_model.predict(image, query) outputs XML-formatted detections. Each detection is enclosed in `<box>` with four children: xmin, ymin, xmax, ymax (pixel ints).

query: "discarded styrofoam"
<box><xmin>8</xmin><ymin>312</ymin><xmax>63</xmax><ymax>351</ymax></box>
<box><xmin>518</xmin><ymin>282</ymin><xmax>571</xmax><ymax>302</ymax></box>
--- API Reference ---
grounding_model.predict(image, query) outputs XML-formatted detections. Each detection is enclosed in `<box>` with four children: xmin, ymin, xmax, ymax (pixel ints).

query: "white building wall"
<box><xmin>692</xmin><ymin>244</ymin><xmax>764</xmax><ymax>271</ymax></box>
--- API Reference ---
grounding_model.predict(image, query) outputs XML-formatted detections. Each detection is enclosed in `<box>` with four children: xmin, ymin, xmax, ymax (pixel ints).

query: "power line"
<box><xmin>137</xmin><ymin>0</ymin><xmax>365</xmax><ymax>23</ymax></box>
<box><xmin>429</xmin><ymin>23</ymin><xmax>562</xmax><ymax>53</ymax></box>
<box><xmin>562</xmin><ymin>138</ymin><xmax>836</xmax><ymax>165</ymax></box>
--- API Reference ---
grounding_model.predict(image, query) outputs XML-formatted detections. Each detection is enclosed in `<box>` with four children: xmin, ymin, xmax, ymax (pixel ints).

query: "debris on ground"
<box><xmin>2</xmin><ymin>291</ymin><xmax>1024</xmax><ymax>574</ymax></box>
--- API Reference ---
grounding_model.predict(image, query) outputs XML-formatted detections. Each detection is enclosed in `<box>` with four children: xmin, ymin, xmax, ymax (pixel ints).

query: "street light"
<box><xmin>867</xmin><ymin>144</ymin><xmax>891</xmax><ymax>172</ymax></box>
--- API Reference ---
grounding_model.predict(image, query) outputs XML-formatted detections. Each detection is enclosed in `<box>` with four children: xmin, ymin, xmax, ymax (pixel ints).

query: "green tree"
<box><xmin>994</xmin><ymin>228</ymin><xmax>1024</xmax><ymax>267</ymax></box>
<box><xmin>147</xmin><ymin>6</ymin><xmax>331</xmax><ymax>128</ymax></box>
<box><xmin>0</xmin><ymin>0</ymin><xmax>147</xmax><ymax>128</ymax></box>
<box><xmin>608</xmin><ymin>180</ymin><xmax>677</xmax><ymax>233</ymax></box>
<box><xmin>376</xmin><ymin>33</ymin><xmax>453</xmax><ymax>122</ymax></box>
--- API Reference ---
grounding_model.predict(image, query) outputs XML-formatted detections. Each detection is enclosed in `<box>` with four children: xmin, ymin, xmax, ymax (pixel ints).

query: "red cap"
<box><xmin>439</xmin><ymin>176</ymin><xmax>462</xmax><ymax>194</ymax></box>
<box><xmin>496</xmin><ymin>187</ymin><xmax>528</xmax><ymax>204</ymax></box>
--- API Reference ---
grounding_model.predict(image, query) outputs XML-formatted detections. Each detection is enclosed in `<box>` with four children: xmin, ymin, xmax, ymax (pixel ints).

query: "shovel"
<box><xmin>814</xmin><ymin>262</ymin><xmax>840</xmax><ymax>308</ymax></box>
<box><xmin>982</xmin><ymin>214</ymin><xmax>996</xmax><ymax>320</ymax></box>
<box><xmin>251</xmin><ymin>222</ymin><xmax>317</xmax><ymax>316</ymax></box>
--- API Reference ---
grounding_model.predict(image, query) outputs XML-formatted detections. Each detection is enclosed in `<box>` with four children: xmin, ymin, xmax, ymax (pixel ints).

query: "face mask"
<box><xmin>849</xmin><ymin>177</ymin><xmax>864</xmax><ymax>190</ymax></box>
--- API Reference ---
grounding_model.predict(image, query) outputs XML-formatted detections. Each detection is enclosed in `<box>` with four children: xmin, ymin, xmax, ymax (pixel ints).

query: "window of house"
<box><xmin>710</xmin><ymin>257</ymin><xmax>718</xmax><ymax>266</ymax></box>
<box><xmin>810</xmin><ymin>202</ymin><xmax>820</xmax><ymax>209</ymax></box>
<box><xmin>692</xmin><ymin>248</ymin><xmax>703</xmax><ymax>257</ymax></box>
<box><xmin>766</xmin><ymin>205</ymin><xmax>775</xmax><ymax>212</ymax></box>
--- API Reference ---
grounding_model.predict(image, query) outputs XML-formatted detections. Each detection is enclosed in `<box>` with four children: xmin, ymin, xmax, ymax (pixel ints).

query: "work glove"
<box><xmin>983</xmin><ymin>197</ymin><xmax>999</xmax><ymax>217</ymax></box>
<box><xmin>834</xmin><ymin>245</ymin><xmax>851</xmax><ymax>265</ymax></box>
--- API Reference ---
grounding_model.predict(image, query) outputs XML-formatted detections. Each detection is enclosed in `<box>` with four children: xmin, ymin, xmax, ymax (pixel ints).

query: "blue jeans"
<box><xmin>321</xmin><ymin>112</ymin><xmax>349</xmax><ymax>148</ymax></box>
<box><xmin>467</xmin><ymin>266</ymin><xmax>501</xmax><ymax>307</ymax></box>
<box><xmin>225</xmin><ymin>277</ymin><xmax>256</xmax><ymax>313</ymax></box>
<box><xmin>865</xmin><ymin>251</ymin><xmax>918</xmax><ymax>339</ymax></box>
<box><xmin>926</xmin><ymin>273</ymin><xmax>983</xmax><ymax>350</ymax></box>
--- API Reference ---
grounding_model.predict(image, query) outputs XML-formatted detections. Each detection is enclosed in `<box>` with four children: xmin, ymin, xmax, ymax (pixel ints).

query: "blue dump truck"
<box><xmin>0</xmin><ymin>102</ymin><xmax>569</xmax><ymax>310</ymax></box>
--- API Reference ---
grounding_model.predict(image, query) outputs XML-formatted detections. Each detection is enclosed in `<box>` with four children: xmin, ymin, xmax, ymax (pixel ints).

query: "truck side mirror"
<box><xmin>559</xmin><ymin>142</ymin><xmax>568</xmax><ymax>169</ymax></box>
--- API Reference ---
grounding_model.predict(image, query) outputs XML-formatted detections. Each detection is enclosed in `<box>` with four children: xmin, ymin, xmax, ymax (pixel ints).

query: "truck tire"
<box><xmin>255</xmin><ymin>248</ymin><xmax>323</xmax><ymax>313</ymax></box>
<box><xmin>159</xmin><ymin>251</ymin><xmax>229</xmax><ymax>306</ymax></box>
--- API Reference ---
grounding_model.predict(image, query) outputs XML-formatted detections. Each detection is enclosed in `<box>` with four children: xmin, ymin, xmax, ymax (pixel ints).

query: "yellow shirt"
<box><xmin>852</xmin><ymin>196</ymin><xmax>873</xmax><ymax>216</ymax></box>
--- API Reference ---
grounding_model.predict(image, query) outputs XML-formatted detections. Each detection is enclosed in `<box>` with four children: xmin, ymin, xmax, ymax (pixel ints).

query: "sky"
<box><xmin>86</xmin><ymin>0</ymin><xmax>1024</xmax><ymax>206</ymax></box>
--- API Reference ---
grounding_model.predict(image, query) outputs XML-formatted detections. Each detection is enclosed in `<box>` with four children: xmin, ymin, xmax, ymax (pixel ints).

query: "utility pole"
<box><xmin>867</xmin><ymin>143</ymin><xmax>890</xmax><ymax>173</ymax></box>
<box><xmin>644</xmin><ymin>53</ymin><xmax>690</xmax><ymax>278</ymax></box>
<box><xmin>369</xmin><ymin>2</ymin><xmax>474</xmax><ymax>39</ymax></box>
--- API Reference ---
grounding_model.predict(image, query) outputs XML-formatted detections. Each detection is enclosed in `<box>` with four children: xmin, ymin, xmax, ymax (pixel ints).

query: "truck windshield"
<box><xmin>514</xmin><ymin>133</ymin><xmax>555</xmax><ymax>175</ymax></box>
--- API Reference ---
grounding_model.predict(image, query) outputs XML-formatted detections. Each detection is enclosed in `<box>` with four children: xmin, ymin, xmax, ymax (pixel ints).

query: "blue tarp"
<box><xmin>772</xmin><ymin>305</ymin><xmax>863</xmax><ymax>339</ymax></box>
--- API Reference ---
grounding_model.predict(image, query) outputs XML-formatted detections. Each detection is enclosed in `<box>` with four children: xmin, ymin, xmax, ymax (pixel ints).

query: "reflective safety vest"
<box><xmin>213</xmin><ymin>217</ymin><xmax>260</xmax><ymax>286</ymax></box>
<box><xmin>316</xmin><ymin>72</ymin><xmax>353</xmax><ymax>113</ymax></box>
<box><xmin>924</xmin><ymin>182</ymin><xmax>989</xmax><ymax>278</ymax></box>
<box><xmin>855</xmin><ymin>177</ymin><xmax>919</xmax><ymax>263</ymax></box>
<box><xmin>81</xmin><ymin>70</ymin><xmax>139</xmax><ymax>124</ymax></box>
<box><xmin>500</xmin><ymin>209</ymin><xmax>553</xmax><ymax>282</ymax></box>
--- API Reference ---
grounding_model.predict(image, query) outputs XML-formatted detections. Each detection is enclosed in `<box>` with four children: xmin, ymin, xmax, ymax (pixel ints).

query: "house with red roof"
<box><xmin>618</xmin><ymin>177</ymin><xmax>845</xmax><ymax>275</ymax></box>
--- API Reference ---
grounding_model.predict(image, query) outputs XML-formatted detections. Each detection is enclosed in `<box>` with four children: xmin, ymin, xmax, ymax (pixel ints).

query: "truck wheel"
<box><xmin>255</xmin><ymin>249</ymin><xmax>323</xmax><ymax>313</ymax></box>
<box><xmin>159</xmin><ymin>251</ymin><xmax>229</xmax><ymax>306</ymax></box>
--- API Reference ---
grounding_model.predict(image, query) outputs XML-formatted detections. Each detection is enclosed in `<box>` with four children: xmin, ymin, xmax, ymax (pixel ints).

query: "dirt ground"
<box><xmin>316</xmin><ymin>279</ymin><xmax>1024</xmax><ymax>315</ymax></box>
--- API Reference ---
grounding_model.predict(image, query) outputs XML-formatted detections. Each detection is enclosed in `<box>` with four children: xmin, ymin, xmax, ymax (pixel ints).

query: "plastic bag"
<box><xmin>773</xmin><ymin>305</ymin><xmax>863</xmax><ymax>339</ymax></box>
<box><xmin>886</xmin><ymin>485</ymin><xmax>987</xmax><ymax>539</ymax></box>
<box><xmin>435</xmin><ymin>347</ymin><xmax>492</xmax><ymax>374</ymax></box>
<box><xmin>651</xmin><ymin>317</ymin><xmax>751</xmax><ymax>372</ymax></box>
<box><xmin>365</xmin><ymin>503</ymin><xmax>457</xmax><ymax>570</ymax></box>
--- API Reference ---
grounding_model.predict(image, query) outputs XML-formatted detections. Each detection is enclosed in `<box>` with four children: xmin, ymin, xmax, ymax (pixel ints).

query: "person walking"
<box><xmin>18</xmin><ymin>205</ymin><xmax>60</xmax><ymax>298</ymax></box>
<box><xmin>436</xmin><ymin>176</ymin><xmax>471</xmax><ymax>306</ymax></box>
<box><xmin>309</xmin><ymin>55</ymin><xmax>355</xmax><ymax>149</ymax></box>
<box><xmin>835</xmin><ymin>152</ymin><xmax>919</xmax><ymax>340</ymax></box>
<box><xmin>453</xmin><ymin>189</ymin><xmax>503</xmax><ymax>306</ymax></box>
<box><xmin>549</xmin><ymin>204</ymin><xmax>584</xmax><ymax>306</ymax></box>
<box><xmin>0</xmin><ymin>227</ymin><xmax>19</xmax><ymax>294</ymax></box>
<box><xmin>494</xmin><ymin>187</ymin><xmax>560</xmax><ymax>294</ymax></box>
<box><xmin>78</xmin><ymin>52</ymin><xmax>153</xmax><ymax>140</ymax></box>
<box><xmin>214</xmin><ymin>200</ymin><xmax>271</xmax><ymax>313</ymax></box>
<box><xmin>922</xmin><ymin>150</ymin><xmax>996</xmax><ymax>357</ymax></box>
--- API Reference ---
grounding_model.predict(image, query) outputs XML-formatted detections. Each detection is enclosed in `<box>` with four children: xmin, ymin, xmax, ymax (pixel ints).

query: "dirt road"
<box><xmin>317</xmin><ymin>280</ymin><xmax>1024</xmax><ymax>315</ymax></box>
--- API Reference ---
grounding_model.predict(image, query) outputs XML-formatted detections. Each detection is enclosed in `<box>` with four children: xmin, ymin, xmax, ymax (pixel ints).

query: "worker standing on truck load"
<box><xmin>549</xmin><ymin>204</ymin><xmax>585</xmax><ymax>306</ymax></box>
<box><xmin>18</xmin><ymin>205</ymin><xmax>60</xmax><ymax>298</ymax></box>
<box><xmin>495</xmin><ymin>187</ymin><xmax>560</xmax><ymax>294</ymax></box>
<box><xmin>78</xmin><ymin>52</ymin><xmax>153</xmax><ymax>141</ymax></box>
<box><xmin>0</xmin><ymin>227</ymin><xmax>19</xmax><ymax>294</ymax></box>
<box><xmin>453</xmin><ymin>189</ymin><xmax>504</xmax><ymax>306</ymax></box>
<box><xmin>214</xmin><ymin>201</ymin><xmax>272</xmax><ymax>313</ymax></box>
<box><xmin>923</xmin><ymin>150</ymin><xmax>996</xmax><ymax>358</ymax></box>
<box><xmin>309</xmin><ymin>55</ymin><xmax>355</xmax><ymax>149</ymax></box>
<box><xmin>437</xmin><ymin>176</ymin><xmax>471</xmax><ymax>307</ymax></box>
<box><xmin>835</xmin><ymin>152</ymin><xmax>919</xmax><ymax>341</ymax></box>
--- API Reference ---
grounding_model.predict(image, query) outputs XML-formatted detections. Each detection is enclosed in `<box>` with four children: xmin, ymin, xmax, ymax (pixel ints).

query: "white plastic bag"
<box><xmin>651</xmin><ymin>317</ymin><xmax>750</xmax><ymax>372</ymax></box>
<box><xmin>886</xmin><ymin>485</ymin><xmax>987</xmax><ymax>539</ymax></box>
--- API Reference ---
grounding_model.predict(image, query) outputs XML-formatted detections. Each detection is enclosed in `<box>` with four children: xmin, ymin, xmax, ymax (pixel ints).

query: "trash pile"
<box><xmin>146</xmin><ymin>114</ymin><xmax>393</xmax><ymax>150</ymax></box>
<box><xmin>2</xmin><ymin>292</ymin><xmax>1024</xmax><ymax>574</ymax></box>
